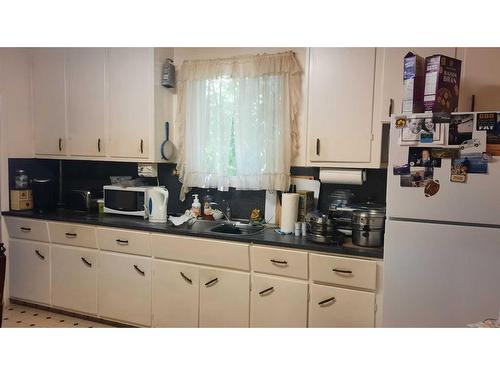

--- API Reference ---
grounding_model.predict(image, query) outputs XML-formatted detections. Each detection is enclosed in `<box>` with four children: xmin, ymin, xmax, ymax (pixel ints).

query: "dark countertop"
<box><xmin>1</xmin><ymin>210</ymin><xmax>384</xmax><ymax>259</ymax></box>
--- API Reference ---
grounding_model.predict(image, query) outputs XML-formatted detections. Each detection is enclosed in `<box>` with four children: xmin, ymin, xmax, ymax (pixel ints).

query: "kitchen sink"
<box><xmin>209</xmin><ymin>221</ymin><xmax>266</xmax><ymax>236</ymax></box>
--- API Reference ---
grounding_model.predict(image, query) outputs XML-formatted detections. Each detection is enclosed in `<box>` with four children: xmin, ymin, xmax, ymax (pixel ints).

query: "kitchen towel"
<box><xmin>280</xmin><ymin>193</ymin><xmax>299</xmax><ymax>234</ymax></box>
<box><xmin>319</xmin><ymin>168</ymin><xmax>366</xmax><ymax>185</ymax></box>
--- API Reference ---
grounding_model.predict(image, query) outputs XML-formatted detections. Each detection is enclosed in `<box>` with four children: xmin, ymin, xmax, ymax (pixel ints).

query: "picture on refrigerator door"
<box><xmin>408</xmin><ymin>147</ymin><xmax>442</xmax><ymax>167</ymax></box>
<box><xmin>400</xmin><ymin>167</ymin><xmax>434</xmax><ymax>187</ymax></box>
<box><xmin>485</xmin><ymin>113</ymin><xmax>500</xmax><ymax>156</ymax></box>
<box><xmin>451</xmin><ymin>153</ymin><xmax>489</xmax><ymax>174</ymax></box>
<box><xmin>448</xmin><ymin>113</ymin><xmax>474</xmax><ymax>145</ymax></box>
<box><xmin>431</xmin><ymin>148</ymin><xmax>460</xmax><ymax>158</ymax></box>
<box><xmin>393</xmin><ymin>163</ymin><xmax>411</xmax><ymax>175</ymax></box>
<box><xmin>400</xmin><ymin>118</ymin><xmax>443</xmax><ymax>144</ymax></box>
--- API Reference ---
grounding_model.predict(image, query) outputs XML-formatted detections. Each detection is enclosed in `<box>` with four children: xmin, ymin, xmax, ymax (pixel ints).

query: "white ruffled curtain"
<box><xmin>176</xmin><ymin>51</ymin><xmax>301</xmax><ymax>200</ymax></box>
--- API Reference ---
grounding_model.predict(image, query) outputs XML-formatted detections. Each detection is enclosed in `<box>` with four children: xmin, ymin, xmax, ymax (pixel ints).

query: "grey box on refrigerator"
<box><xmin>402</xmin><ymin>52</ymin><xmax>426</xmax><ymax>114</ymax></box>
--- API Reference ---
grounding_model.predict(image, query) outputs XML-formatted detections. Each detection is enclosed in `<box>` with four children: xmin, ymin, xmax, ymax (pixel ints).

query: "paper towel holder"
<box><xmin>319</xmin><ymin>168</ymin><xmax>367</xmax><ymax>185</ymax></box>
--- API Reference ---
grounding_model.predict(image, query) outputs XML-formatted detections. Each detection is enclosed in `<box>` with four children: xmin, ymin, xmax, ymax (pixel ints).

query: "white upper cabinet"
<box><xmin>32</xmin><ymin>48</ymin><xmax>67</xmax><ymax>156</ymax></box>
<box><xmin>376</xmin><ymin>47</ymin><xmax>457</xmax><ymax>122</ymax></box>
<box><xmin>307</xmin><ymin>48</ymin><xmax>376</xmax><ymax>166</ymax></box>
<box><xmin>457</xmin><ymin>48</ymin><xmax>500</xmax><ymax>112</ymax></box>
<box><xmin>108</xmin><ymin>48</ymin><xmax>153</xmax><ymax>159</ymax></box>
<box><xmin>66</xmin><ymin>48</ymin><xmax>106</xmax><ymax>157</ymax></box>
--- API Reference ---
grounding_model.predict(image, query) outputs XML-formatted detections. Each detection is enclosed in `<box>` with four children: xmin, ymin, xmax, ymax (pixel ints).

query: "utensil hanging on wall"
<box><xmin>160</xmin><ymin>122</ymin><xmax>174</xmax><ymax>160</ymax></box>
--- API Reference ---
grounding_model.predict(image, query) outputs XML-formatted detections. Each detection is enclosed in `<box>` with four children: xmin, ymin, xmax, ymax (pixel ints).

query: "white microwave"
<box><xmin>103</xmin><ymin>185</ymin><xmax>151</xmax><ymax>217</ymax></box>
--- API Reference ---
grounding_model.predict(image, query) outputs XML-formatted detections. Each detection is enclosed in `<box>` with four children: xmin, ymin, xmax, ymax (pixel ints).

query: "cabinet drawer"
<box><xmin>152</xmin><ymin>234</ymin><xmax>250</xmax><ymax>271</ymax></box>
<box><xmin>5</xmin><ymin>217</ymin><xmax>49</xmax><ymax>242</ymax></box>
<box><xmin>97</xmin><ymin>227</ymin><xmax>151</xmax><ymax>256</ymax></box>
<box><xmin>48</xmin><ymin>222</ymin><xmax>97</xmax><ymax>248</ymax></box>
<box><xmin>251</xmin><ymin>245</ymin><xmax>308</xmax><ymax>279</ymax></box>
<box><xmin>250</xmin><ymin>274</ymin><xmax>308</xmax><ymax>328</ymax></box>
<box><xmin>309</xmin><ymin>253</ymin><xmax>377</xmax><ymax>290</ymax></box>
<box><xmin>308</xmin><ymin>283</ymin><xmax>375</xmax><ymax>327</ymax></box>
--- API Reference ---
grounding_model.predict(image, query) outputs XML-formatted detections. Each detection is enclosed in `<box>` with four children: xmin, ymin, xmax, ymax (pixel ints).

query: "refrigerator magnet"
<box><xmin>424</xmin><ymin>180</ymin><xmax>440</xmax><ymax>197</ymax></box>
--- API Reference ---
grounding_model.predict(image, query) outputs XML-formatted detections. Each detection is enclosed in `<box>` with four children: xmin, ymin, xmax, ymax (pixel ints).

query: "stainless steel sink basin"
<box><xmin>210</xmin><ymin>221</ymin><xmax>266</xmax><ymax>236</ymax></box>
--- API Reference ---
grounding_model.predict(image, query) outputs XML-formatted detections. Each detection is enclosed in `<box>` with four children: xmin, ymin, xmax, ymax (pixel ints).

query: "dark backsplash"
<box><xmin>8</xmin><ymin>159</ymin><xmax>387</xmax><ymax>217</ymax></box>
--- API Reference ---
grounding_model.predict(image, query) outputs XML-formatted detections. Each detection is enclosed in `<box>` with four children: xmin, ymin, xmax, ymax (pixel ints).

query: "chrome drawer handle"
<box><xmin>318</xmin><ymin>297</ymin><xmax>336</xmax><ymax>306</ymax></box>
<box><xmin>270</xmin><ymin>259</ymin><xmax>288</xmax><ymax>265</ymax></box>
<box><xmin>133</xmin><ymin>264</ymin><xmax>145</xmax><ymax>276</ymax></box>
<box><xmin>34</xmin><ymin>250</ymin><xmax>45</xmax><ymax>260</ymax></box>
<box><xmin>116</xmin><ymin>239</ymin><xmax>129</xmax><ymax>245</ymax></box>
<box><xmin>332</xmin><ymin>268</ymin><xmax>352</xmax><ymax>274</ymax></box>
<box><xmin>204</xmin><ymin>278</ymin><xmax>218</xmax><ymax>287</ymax></box>
<box><xmin>20</xmin><ymin>227</ymin><xmax>31</xmax><ymax>232</ymax></box>
<box><xmin>65</xmin><ymin>232</ymin><xmax>77</xmax><ymax>238</ymax></box>
<box><xmin>81</xmin><ymin>257</ymin><xmax>92</xmax><ymax>267</ymax></box>
<box><xmin>180</xmin><ymin>272</ymin><xmax>192</xmax><ymax>284</ymax></box>
<box><xmin>258</xmin><ymin>287</ymin><xmax>274</xmax><ymax>296</ymax></box>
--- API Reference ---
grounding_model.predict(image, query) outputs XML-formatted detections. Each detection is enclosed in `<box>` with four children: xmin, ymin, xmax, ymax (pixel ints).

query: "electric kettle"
<box><xmin>145</xmin><ymin>187</ymin><xmax>169</xmax><ymax>223</ymax></box>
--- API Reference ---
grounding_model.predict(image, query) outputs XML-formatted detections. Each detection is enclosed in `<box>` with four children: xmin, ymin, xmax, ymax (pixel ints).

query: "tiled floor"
<box><xmin>1</xmin><ymin>303</ymin><xmax>113</xmax><ymax>328</ymax></box>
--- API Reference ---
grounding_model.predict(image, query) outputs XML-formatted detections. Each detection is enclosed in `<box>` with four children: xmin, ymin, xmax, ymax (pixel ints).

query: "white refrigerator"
<box><xmin>383</xmin><ymin>113</ymin><xmax>500</xmax><ymax>327</ymax></box>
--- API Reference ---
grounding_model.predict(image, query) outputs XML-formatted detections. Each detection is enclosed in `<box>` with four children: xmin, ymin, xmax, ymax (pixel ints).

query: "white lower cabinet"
<box><xmin>250</xmin><ymin>274</ymin><xmax>308</xmax><ymax>328</ymax></box>
<box><xmin>199</xmin><ymin>267</ymin><xmax>250</xmax><ymax>328</ymax></box>
<box><xmin>51</xmin><ymin>245</ymin><xmax>98</xmax><ymax>315</ymax></box>
<box><xmin>98</xmin><ymin>251</ymin><xmax>152</xmax><ymax>326</ymax></box>
<box><xmin>9</xmin><ymin>239</ymin><xmax>50</xmax><ymax>304</ymax></box>
<box><xmin>308</xmin><ymin>284</ymin><xmax>375</xmax><ymax>327</ymax></box>
<box><xmin>153</xmin><ymin>260</ymin><xmax>199</xmax><ymax>327</ymax></box>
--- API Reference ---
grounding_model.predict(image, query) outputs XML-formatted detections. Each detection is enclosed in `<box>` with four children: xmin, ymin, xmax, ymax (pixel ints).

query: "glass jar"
<box><xmin>14</xmin><ymin>169</ymin><xmax>29</xmax><ymax>189</ymax></box>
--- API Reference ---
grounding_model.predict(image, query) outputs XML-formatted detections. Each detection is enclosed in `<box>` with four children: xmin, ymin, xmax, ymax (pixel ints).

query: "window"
<box><xmin>176</xmin><ymin>51</ymin><xmax>301</xmax><ymax>200</ymax></box>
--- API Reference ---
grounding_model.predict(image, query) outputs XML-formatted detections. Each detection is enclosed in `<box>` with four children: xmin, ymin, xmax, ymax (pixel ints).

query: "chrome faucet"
<box><xmin>209</xmin><ymin>200</ymin><xmax>232</xmax><ymax>221</ymax></box>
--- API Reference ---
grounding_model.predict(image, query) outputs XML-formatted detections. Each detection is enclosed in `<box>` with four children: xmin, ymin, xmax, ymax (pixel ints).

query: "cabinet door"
<box><xmin>308</xmin><ymin>284</ymin><xmax>375</xmax><ymax>328</ymax></box>
<box><xmin>66</xmin><ymin>48</ymin><xmax>106</xmax><ymax>157</ymax></box>
<box><xmin>32</xmin><ymin>48</ymin><xmax>67</xmax><ymax>155</ymax></box>
<box><xmin>9</xmin><ymin>239</ymin><xmax>50</xmax><ymax>304</ymax></box>
<box><xmin>108</xmin><ymin>48</ymin><xmax>153</xmax><ymax>159</ymax></box>
<box><xmin>199</xmin><ymin>267</ymin><xmax>250</xmax><ymax>327</ymax></box>
<box><xmin>458</xmin><ymin>48</ymin><xmax>500</xmax><ymax>112</ymax></box>
<box><xmin>153</xmin><ymin>260</ymin><xmax>199</xmax><ymax>327</ymax></box>
<box><xmin>51</xmin><ymin>245</ymin><xmax>97</xmax><ymax>315</ymax></box>
<box><xmin>250</xmin><ymin>274</ymin><xmax>308</xmax><ymax>328</ymax></box>
<box><xmin>308</xmin><ymin>48</ymin><xmax>375</xmax><ymax>163</ymax></box>
<box><xmin>98</xmin><ymin>252</ymin><xmax>152</xmax><ymax>326</ymax></box>
<box><xmin>378</xmin><ymin>47</ymin><xmax>457</xmax><ymax>122</ymax></box>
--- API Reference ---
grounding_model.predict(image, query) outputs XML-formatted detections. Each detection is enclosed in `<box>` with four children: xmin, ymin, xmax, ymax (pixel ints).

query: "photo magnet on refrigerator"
<box><xmin>424</xmin><ymin>180</ymin><xmax>440</xmax><ymax>197</ymax></box>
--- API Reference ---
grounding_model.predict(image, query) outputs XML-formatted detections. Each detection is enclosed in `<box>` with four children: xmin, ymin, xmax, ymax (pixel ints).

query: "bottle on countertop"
<box><xmin>202</xmin><ymin>191</ymin><xmax>214</xmax><ymax>219</ymax></box>
<box><xmin>191</xmin><ymin>194</ymin><xmax>201</xmax><ymax>217</ymax></box>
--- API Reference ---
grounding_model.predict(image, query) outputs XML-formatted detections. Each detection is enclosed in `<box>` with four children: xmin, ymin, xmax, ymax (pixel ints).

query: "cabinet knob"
<box><xmin>65</xmin><ymin>232</ymin><xmax>77</xmax><ymax>238</ymax></box>
<box><xmin>270</xmin><ymin>259</ymin><xmax>288</xmax><ymax>265</ymax></box>
<box><xmin>133</xmin><ymin>264</ymin><xmax>145</xmax><ymax>276</ymax></box>
<box><xmin>97</xmin><ymin>138</ymin><xmax>101</xmax><ymax>153</ymax></box>
<box><xmin>140</xmin><ymin>139</ymin><xmax>144</xmax><ymax>154</ymax></box>
<box><xmin>34</xmin><ymin>250</ymin><xmax>45</xmax><ymax>260</ymax></box>
<box><xmin>204</xmin><ymin>278</ymin><xmax>218</xmax><ymax>287</ymax></box>
<box><xmin>318</xmin><ymin>297</ymin><xmax>336</xmax><ymax>306</ymax></box>
<box><xmin>116</xmin><ymin>239</ymin><xmax>129</xmax><ymax>245</ymax></box>
<box><xmin>20</xmin><ymin>227</ymin><xmax>31</xmax><ymax>232</ymax></box>
<box><xmin>58</xmin><ymin>138</ymin><xmax>62</xmax><ymax>152</ymax></box>
<box><xmin>388</xmin><ymin>98</ymin><xmax>394</xmax><ymax>118</ymax></box>
<box><xmin>470</xmin><ymin>94</ymin><xmax>476</xmax><ymax>112</ymax></box>
<box><xmin>316</xmin><ymin>138</ymin><xmax>320</xmax><ymax>156</ymax></box>
<box><xmin>180</xmin><ymin>272</ymin><xmax>193</xmax><ymax>284</ymax></box>
<box><xmin>258</xmin><ymin>286</ymin><xmax>274</xmax><ymax>296</ymax></box>
<box><xmin>81</xmin><ymin>257</ymin><xmax>92</xmax><ymax>267</ymax></box>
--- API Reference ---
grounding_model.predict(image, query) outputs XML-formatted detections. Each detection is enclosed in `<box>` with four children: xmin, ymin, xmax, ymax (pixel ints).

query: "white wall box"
<box><xmin>250</xmin><ymin>274</ymin><xmax>308</xmax><ymax>327</ymax></box>
<box><xmin>51</xmin><ymin>245</ymin><xmax>98</xmax><ymax>315</ymax></box>
<box><xmin>152</xmin><ymin>259</ymin><xmax>199</xmax><ymax>327</ymax></box>
<box><xmin>98</xmin><ymin>251</ymin><xmax>152</xmax><ymax>326</ymax></box>
<box><xmin>199</xmin><ymin>266</ymin><xmax>250</xmax><ymax>327</ymax></box>
<box><xmin>9</xmin><ymin>239</ymin><xmax>50</xmax><ymax>304</ymax></box>
<box><xmin>308</xmin><ymin>283</ymin><xmax>375</xmax><ymax>327</ymax></box>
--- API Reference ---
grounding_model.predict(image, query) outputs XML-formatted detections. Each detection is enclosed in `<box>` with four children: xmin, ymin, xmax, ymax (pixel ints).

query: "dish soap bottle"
<box><xmin>191</xmin><ymin>194</ymin><xmax>201</xmax><ymax>217</ymax></box>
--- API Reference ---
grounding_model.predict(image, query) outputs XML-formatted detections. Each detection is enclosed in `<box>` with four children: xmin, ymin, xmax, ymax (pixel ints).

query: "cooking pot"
<box><xmin>351</xmin><ymin>209</ymin><xmax>386</xmax><ymax>247</ymax></box>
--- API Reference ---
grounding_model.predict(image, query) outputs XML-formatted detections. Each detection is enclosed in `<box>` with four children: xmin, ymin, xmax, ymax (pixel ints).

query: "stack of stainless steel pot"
<box><xmin>351</xmin><ymin>208</ymin><xmax>386</xmax><ymax>247</ymax></box>
<box><xmin>306</xmin><ymin>214</ymin><xmax>342</xmax><ymax>244</ymax></box>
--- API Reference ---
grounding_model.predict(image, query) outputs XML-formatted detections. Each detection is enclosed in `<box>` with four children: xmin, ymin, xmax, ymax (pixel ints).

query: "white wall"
<box><xmin>172</xmin><ymin>47</ymin><xmax>308</xmax><ymax>166</ymax></box>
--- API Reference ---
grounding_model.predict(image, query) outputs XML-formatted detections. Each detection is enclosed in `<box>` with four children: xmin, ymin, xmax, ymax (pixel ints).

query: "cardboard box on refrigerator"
<box><xmin>402</xmin><ymin>52</ymin><xmax>426</xmax><ymax>114</ymax></box>
<box><xmin>424</xmin><ymin>54</ymin><xmax>462</xmax><ymax>113</ymax></box>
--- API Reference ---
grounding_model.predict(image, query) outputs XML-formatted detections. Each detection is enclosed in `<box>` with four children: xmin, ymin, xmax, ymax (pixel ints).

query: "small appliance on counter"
<box><xmin>103</xmin><ymin>185</ymin><xmax>152</xmax><ymax>217</ymax></box>
<box><xmin>32</xmin><ymin>178</ymin><xmax>56</xmax><ymax>214</ymax></box>
<box><xmin>145</xmin><ymin>187</ymin><xmax>168</xmax><ymax>223</ymax></box>
<box><xmin>351</xmin><ymin>208</ymin><xmax>386</xmax><ymax>248</ymax></box>
<box><xmin>64</xmin><ymin>189</ymin><xmax>102</xmax><ymax>212</ymax></box>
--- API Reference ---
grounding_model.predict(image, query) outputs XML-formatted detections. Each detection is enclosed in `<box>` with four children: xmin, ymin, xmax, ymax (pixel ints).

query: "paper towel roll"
<box><xmin>280</xmin><ymin>193</ymin><xmax>299</xmax><ymax>234</ymax></box>
<box><xmin>319</xmin><ymin>169</ymin><xmax>366</xmax><ymax>185</ymax></box>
